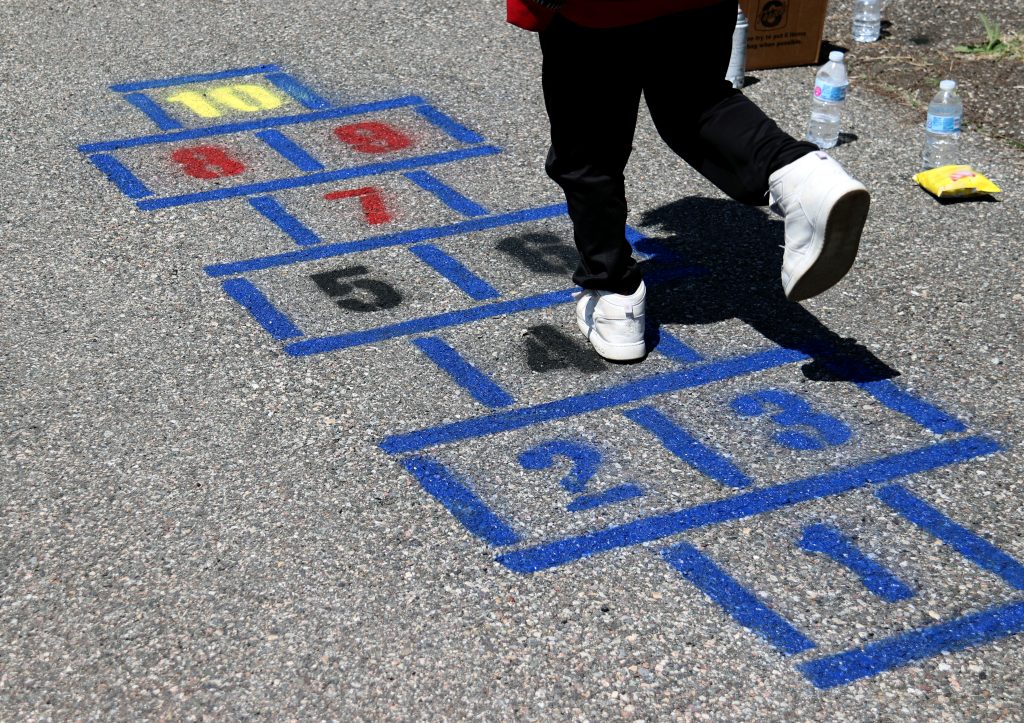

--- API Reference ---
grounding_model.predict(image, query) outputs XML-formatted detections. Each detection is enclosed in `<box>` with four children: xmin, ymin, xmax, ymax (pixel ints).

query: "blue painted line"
<box><xmin>798</xmin><ymin>523</ymin><xmax>914</xmax><ymax>602</ymax></box>
<box><xmin>403</xmin><ymin>170</ymin><xmax>489</xmax><ymax>217</ymax></box>
<box><xmin>88</xmin><ymin>154</ymin><xmax>153</xmax><ymax>199</ymax></box>
<box><xmin>623</xmin><ymin>406</ymin><xmax>752</xmax><ymax>488</ymax></box>
<box><xmin>624</xmin><ymin>226</ymin><xmax>646</xmax><ymax>244</ymax></box>
<box><xmin>643</xmin><ymin>265</ymin><xmax>709</xmax><ymax>287</ymax></box>
<box><xmin>403</xmin><ymin>455</ymin><xmax>520</xmax><ymax>546</ymax></box>
<box><xmin>653</xmin><ymin>330</ymin><xmax>703</xmax><ymax>364</ymax></box>
<box><xmin>413</xmin><ymin>337</ymin><xmax>514</xmax><ymax>408</ymax></box>
<box><xmin>409</xmin><ymin>244</ymin><xmax>500</xmax><ymax>301</ymax></box>
<box><xmin>288</xmin><ymin>288</ymin><xmax>576</xmax><ymax>356</ymax></box>
<box><xmin>122</xmin><ymin>92</ymin><xmax>184</xmax><ymax>130</ymax></box>
<box><xmin>221</xmin><ymin>278</ymin><xmax>303</xmax><ymax>340</ymax></box>
<box><xmin>876</xmin><ymin>484</ymin><xmax>1024</xmax><ymax>589</ymax></box>
<box><xmin>496</xmin><ymin>436</ymin><xmax>1000</xmax><ymax>574</ymax></box>
<box><xmin>78</xmin><ymin>95</ymin><xmax>426</xmax><ymax>153</ymax></box>
<box><xmin>624</xmin><ymin>225</ymin><xmax>657</xmax><ymax>262</ymax></box>
<box><xmin>380</xmin><ymin>348</ymin><xmax>807</xmax><ymax>454</ymax></box>
<box><xmin>856</xmin><ymin>379</ymin><xmax>966</xmax><ymax>434</ymax></box>
<box><xmin>662</xmin><ymin>542</ymin><xmax>816</xmax><ymax>655</ymax></box>
<box><xmin>247</xmin><ymin>196</ymin><xmax>323</xmax><ymax>246</ymax></box>
<box><xmin>414</xmin><ymin>104</ymin><xmax>485</xmax><ymax>144</ymax></box>
<box><xmin>567</xmin><ymin>484</ymin><xmax>644</xmax><ymax>512</ymax></box>
<box><xmin>254</xmin><ymin>129</ymin><xmax>325</xmax><ymax>172</ymax></box>
<box><xmin>799</xmin><ymin>601</ymin><xmax>1024</xmax><ymax>689</ymax></box>
<box><xmin>807</xmin><ymin>351</ymin><xmax>966</xmax><ymax>435</ymax></box>
<box><xmin>625</xmin><ymin>225</ymin><xmax>686</xmax><ymax>265</ymax></box>
<box><xmin>137</xmin><ymin>146</ymin><xmax>503</xmax><ymax>211</ymax></box>
<box><xmin>109</xmin><ymin>64</ymin><xmax>282</xmax><ymax>92</ymax></box>
<box><xmin>264</xmin><ymin>71</ymin><xmax>333</xmax><ymax>110</ymax></box>
<box><xmin>204</xmin><ymin>203</ymin><xmax>568</xmax><ymax>277</ymax></box>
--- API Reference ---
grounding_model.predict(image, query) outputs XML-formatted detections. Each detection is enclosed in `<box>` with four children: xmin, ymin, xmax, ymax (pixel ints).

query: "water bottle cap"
<box><xmin>828</xmin><ymin>51</ymin><xmax>845</xmax><ymax>62</ymax></box>
<box><xmin>939</xmin><ymin>79</ymin><xmax>957</xmax><ymax>90</ymax></box>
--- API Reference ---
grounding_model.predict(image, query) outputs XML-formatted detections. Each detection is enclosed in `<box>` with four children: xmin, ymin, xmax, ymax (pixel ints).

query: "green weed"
<box><xmin>954</xmin><ymin>14</ymin><xmax>1023</xmax><ymax>60</ymax></box>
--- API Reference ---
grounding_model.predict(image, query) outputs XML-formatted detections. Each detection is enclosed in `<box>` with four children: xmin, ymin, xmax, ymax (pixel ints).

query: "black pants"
<box><xmin>540</xmin><ymin>0</ymin><xmax>817</xmax><ymax>294</ymax></box>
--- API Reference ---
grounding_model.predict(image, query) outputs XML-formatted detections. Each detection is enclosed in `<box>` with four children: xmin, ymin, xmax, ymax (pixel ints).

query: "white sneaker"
<box><xmin>769</xmin><ymin>151</ymin><xmax>870</xmax><ymax>302</ymax></box>
<box><xmin>575</xmin><ymin>281</ymin><xmax>647</xmax><ymax>361</ymax></box>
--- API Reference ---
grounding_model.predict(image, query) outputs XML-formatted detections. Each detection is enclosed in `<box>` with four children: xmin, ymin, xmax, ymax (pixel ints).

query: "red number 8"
<box><xmin>171</xmin><ymin>146</ymin><xmax>246</xmax><ymax>179</ymax></box>
<box><xmin>333</xmin><ymin>122</ymin><xmax>412</xmax><ymax>154</ymax></box>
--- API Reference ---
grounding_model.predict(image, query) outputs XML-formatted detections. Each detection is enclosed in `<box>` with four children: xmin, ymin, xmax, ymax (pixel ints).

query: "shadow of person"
<box><xmin>637</xmin><ymin>196</ymin><xmax>898</xmax><ymax>383</ymax></box>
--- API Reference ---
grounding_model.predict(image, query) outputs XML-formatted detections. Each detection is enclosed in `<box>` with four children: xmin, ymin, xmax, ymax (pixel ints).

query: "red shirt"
<box><xmin>507</xmin><ymin>0</ymin><xmax>719</xmax><ymax>31</ymax></box>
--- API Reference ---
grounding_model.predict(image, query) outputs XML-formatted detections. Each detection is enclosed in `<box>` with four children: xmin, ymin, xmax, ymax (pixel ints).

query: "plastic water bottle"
<box><xmin>852</xmin><ymin>0</ymin><xmax>882</xmax><ymax>42</ymax></box>
<box><xmin>806</xmin><ymin>51</ymin><xmax>848</xmax><ymax>150</ymax></box>
<box><xmin>726</xmin><ymin>5</ymin><xmax>748</xmax><ymax>89</ymax></box>
<box><xmin>922</xmin><ymin>79</ymin><xmax>963</xmax><ymax>169</ymax></box>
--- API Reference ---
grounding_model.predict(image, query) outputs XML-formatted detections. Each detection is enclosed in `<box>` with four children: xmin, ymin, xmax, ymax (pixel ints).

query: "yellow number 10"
<box><xmin>166</xmin><ymin>83</ymin><xmax>285</xmax><ymax>118</ymax></box>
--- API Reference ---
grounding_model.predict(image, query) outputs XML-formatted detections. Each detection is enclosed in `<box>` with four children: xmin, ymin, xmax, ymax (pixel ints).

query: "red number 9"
<box><xmin>333</xmin><ymin>122</ymin><xmax>412</xmax><ymax>154</ymax></box>
<box><xmin>171</xmin><ymin>146</ymin><xmax>246</xmax><ymax>179</ymax></box>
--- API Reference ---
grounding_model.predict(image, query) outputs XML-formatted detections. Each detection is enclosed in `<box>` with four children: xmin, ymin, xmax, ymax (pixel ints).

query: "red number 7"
<box><xmin>323</xmin><ymin>187</ymin><xmax>391</xmax><ymax>225</ymax></box>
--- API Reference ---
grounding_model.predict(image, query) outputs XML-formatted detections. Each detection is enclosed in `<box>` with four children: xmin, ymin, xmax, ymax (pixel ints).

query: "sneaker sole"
<box><xmin>576</xmin><ymin>317</ymin><xmax>647</xmax><ymax>361</ymax></box>
<box><xmin>786</xmin><ymin>187</ymin><xmax>870</xmax><ymax>302</ymax></box>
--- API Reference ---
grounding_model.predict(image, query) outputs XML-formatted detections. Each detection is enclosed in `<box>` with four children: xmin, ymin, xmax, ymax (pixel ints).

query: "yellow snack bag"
<box><xmin>913</xmin><ymin>165</ymin><xmax>1002</xmax><ymax>198</ymax></box>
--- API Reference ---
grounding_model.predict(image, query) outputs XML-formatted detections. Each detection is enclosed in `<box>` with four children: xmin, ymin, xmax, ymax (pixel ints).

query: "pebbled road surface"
<box><xmin>2</xmin><ymin>1</ymin><xmax>1023</xmax><ymax>719</ymax></box>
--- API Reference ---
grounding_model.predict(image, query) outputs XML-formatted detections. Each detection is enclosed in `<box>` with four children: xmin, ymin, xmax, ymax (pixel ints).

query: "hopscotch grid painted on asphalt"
<box><xmin>79</xmin><ymin>63</ymin><xmax>1021</xmax><ymax>690</ymax></box>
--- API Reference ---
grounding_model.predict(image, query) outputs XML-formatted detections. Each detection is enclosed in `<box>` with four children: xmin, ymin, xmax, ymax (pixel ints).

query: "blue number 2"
<box><xmin>518</xmin><ymin>440</ymin><xmax>643</xmax><ymax>512</ymax></box>
<box><xmin>731</xmin><ymin>389</ymin><xmax>851</xmax><ymax>451</ymax></box>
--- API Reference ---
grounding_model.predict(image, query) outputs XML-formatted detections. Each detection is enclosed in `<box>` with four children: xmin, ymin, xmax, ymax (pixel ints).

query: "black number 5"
<box><xmin>310</xmin><ymin>265</ymin><xmax>403</xmax><ymax>312</ymax></box>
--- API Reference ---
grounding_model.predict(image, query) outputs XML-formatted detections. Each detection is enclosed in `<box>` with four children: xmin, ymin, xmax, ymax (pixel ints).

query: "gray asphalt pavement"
<box><xmin>2</xmin><ymin>1</ymin><xmax>1023</xmax><ymax>719</ymax></box>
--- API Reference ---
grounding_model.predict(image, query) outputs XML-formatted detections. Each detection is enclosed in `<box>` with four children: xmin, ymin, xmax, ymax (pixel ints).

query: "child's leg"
<box><xmin>539</xmin><ymin>17</ymin><xmax>644</xmax><ymax>294</ymax></box>
<box><xmin>638</xmin><ymin>1</ymin><xmax>869</xmax><ymax>302</ymax></box>
<box><xmin>639</xmin><ymin>1</ymin><xmax>817</xmax><ymax>204</ymax></box>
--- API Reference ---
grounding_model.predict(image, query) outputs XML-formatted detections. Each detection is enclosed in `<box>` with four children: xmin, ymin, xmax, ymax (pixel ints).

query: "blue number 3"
<box><xmin>731</xmin><ymin>389</ymin><xmax>851</xmax><ymax>451</ymax></box>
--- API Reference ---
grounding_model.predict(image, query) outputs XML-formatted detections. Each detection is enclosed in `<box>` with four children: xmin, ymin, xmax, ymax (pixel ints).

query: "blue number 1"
<box><xmin>731</xmin><ymin>389</ymin><xmax>851</xmax><ymax>451</ymax></box>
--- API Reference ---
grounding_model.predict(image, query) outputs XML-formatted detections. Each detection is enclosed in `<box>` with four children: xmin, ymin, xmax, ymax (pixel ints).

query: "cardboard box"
<box><xmin>740</xmin><ymin>0</ymin><xmax>829</xmax><ymax>70</ymax></box>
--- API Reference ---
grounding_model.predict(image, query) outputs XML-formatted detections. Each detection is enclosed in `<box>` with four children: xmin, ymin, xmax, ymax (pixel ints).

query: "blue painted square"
<box><xmin>667</xmin><ymin>486</ymin><xmax>1021</xmax><ymax>688</ymax></box>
